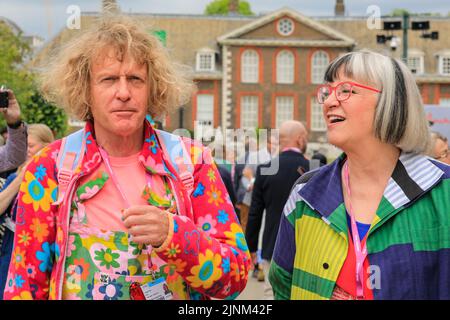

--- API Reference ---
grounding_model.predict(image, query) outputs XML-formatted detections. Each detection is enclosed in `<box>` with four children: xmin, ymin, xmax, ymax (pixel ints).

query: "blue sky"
<box><xmin>1</xmin><ymin>0</ymin><xmax>449</xmax><ymax>40</ymax></box>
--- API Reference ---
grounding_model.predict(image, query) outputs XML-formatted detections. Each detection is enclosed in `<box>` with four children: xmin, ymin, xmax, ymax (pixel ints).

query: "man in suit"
<box><xmin>246</xmin><ymin>120</ymin><xmax>309</xmax><ymax>299</ymax></box>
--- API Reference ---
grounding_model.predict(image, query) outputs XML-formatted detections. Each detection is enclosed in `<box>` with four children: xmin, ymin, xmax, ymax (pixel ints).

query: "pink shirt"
<box><xmin>79</xmin><ymin>152</ymin><xmax>148</xmax><ymax>232</ymax></box>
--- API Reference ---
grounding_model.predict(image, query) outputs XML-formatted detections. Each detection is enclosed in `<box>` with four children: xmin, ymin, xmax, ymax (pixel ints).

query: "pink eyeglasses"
<box><xmin>316</xmin><ymin>81</ymin><xmax>381</xmax><ymax>104</ymax></box>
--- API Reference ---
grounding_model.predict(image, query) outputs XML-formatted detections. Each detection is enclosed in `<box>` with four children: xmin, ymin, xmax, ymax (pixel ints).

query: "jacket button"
<box><xmin>323</xmin><ymin>263</ymin><xmax>329</xmax><ymax>270</ymax></box>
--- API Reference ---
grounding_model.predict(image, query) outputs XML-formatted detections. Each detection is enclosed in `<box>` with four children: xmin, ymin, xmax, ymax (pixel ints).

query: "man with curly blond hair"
<box><xmin>4</xmin><ymin>14</ymin><xmax>250</xmax><ymax>300</ymax></box>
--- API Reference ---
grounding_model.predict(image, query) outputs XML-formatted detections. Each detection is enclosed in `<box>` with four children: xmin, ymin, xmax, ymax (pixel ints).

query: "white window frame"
<box><xmin>276</xmin><ymin>96</ymin><xmax>294</xmax><ymax>128</ymax></box>
<box><xmin>438</xmin><ymin>55</ymin><xmax>450</xmax><ymax>75</ymax></box>
<box><xmin>241</xmin><ymin>95</ymin><xmax>259</xmax><ymax>129</ymax></box>
<box><xmin>68</xmin><ymin>118</ymin><xmax>86</xmax><ymax>127</ymax></box>
<box><xmin>439</xmin><ymin>97</ymin><xmax>450</xmax><ymax>107</ymax></box>
<box><xmin>241</xmin><ymin>50</ymin><xmax>259</xmax><ymax>83</ymax></box>
<box><xmin>311</xmin><ymin>51</ymin><xmax>329</xmax><ymax>84</ymax></box>
<box><xmin>276</xmin><ymin>50</ymin><xmax>295</xmax><ymax>84</ymax></box>
<box><xmin>407</xmin><ymin>50</ymin><xmax>424</xmax><ymax>75</ymax></box>
<box><xmin>196</xmin><ymin>51</ymin><xmax>215</xmax><ymax>72</ymax></box>
<box><xmin>196</xmin><ymin>94</ymin><xmax>214</xmax><ymax>130</ymax></box>
<box><xmin>311</xmin><ymin>97</ymin><xmax>326</xmax><ymax>132</ymax></box>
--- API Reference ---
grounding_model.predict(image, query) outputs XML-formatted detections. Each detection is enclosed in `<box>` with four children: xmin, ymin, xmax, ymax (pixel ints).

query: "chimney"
<box><xmin>102</xmin><ymin>0</ymin><xmax>120</xmax><ymax>14</ymax></box>
<box><xmin>228</xmin><ymin>0</ymin><xmax>239</xmax><ymax>15</ymax></box>
<box><xmin>335</xmin><ymin>0</ymin><xmax>345</xmax><ymax>16</ymax></box>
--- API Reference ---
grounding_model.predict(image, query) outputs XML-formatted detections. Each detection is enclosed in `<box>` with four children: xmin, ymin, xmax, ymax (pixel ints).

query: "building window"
<box><xmin>440</xmin><ymin>98</ymin><xmax>450</xmax><ymax>107</ymax></box>
<box><xmin>311</xmin><ymin>51</ymin><xmax>329</xmax><ymax>84</ymax></box>
<box><xmin>407</xmin><ymin>53</ymin><xmax>424</xmax><ymax>74</ymax></box>
<box><xmin>311</xmin><ymin>97</ymin><xmax>326</xmax><ymax>132</ymax></box>
<box><xmin>439</xmin><ymin>55</ymin><xmax>450</xmax><ymax>75</ymax></box>
<box><xmin>68</xmin><ymin>118</ymin><xmax>85</xmax><ymax>127</ymax></box>
<box><xmin>276</xmin><ymin>50</ymin><xmax>294</xmax><ymax>84</ymax></box>
<box><xmin>196</xmin><ymin>94</ymin><xmax>214</xmax><ymax>129</ymax></box>
<box><xmin>276</xmin><ymin>96</ymin><xmax>294</xmax><ymax>128</ymax></box>
<box><xmin>241</xmin><ymin>95</ymin><xmax>259</xmax><ymax>129</ymax></box>
<box><xmin>277</xmin><ymin>18</ymin><xmax>294</xmax><ymax>36</ymax></box>
<box><xmin>241</xmin><ymin>50</ymin><xmax>259</xmax><ymax>83</ymax></box>
<box><xmin>196</xmin><ymin>52</ymin><xmax>215</xmax><ymax>72</ymax></box>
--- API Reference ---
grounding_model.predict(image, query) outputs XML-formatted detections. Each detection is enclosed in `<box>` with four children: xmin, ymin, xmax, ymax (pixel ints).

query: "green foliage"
<box><xmin>23</xmin><ymin>91</ymin><xmax>68</xmax><ymax>138</ymax></box>
<box><xmin>205</xmin><ymin>0</ymin><xmax>254</xmax><ymax>16</ymax></box>
<box><xmin>390</xmin><ymin>8</ymin><xmax>411</xmax><ymax>17</ymax></box>
<box><xmin>0</xmin><ymin>21</ymin><xmax>69</xmax><ymax>138</ymax></box>
<box><xmin>389</xmin><ymin>8</ymin><xmax>442</xmax><ymax>17</ymax></box>
<box><xmin>0</xmin><ymin>22</ymin><xmax>34</xmax><ymax>128</ymax></box>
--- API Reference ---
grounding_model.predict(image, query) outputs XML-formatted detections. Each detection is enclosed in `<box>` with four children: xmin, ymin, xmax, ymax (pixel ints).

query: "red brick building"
<box><xmin>33</xmin><ymin>1</ymin><xmax>450</xmax><ymax>144</ymax></box>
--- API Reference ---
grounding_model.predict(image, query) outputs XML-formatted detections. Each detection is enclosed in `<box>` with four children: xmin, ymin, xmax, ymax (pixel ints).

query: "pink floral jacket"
<box><xmin>4</xmin><ymin>120</ymin><xmax>251</xmax><ymax>300</ymax></box>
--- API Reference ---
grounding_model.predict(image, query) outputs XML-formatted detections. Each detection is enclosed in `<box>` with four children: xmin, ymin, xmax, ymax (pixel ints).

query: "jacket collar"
<box><xmin>79</xmin><ymin>119</ymin><xmax>169</xmax><ymax>178</ymax></box>
<box><xmin>298</xmin><ymin>151</ymin><xmax>446</xmax><ymax>234</ymax></box>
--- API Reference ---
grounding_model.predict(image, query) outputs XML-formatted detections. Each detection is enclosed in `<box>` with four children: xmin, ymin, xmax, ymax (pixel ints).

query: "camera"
<box><xmin>0</xmin><ymin>90</ymin><xmax>8</xmax><ymax>108</ymax></box>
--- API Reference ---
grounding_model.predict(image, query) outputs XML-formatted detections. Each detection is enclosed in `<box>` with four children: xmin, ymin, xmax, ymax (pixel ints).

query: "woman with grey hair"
<box><xmin>270</xmin><ymin>50</ymin><xmax>450</xmax><ymax>300</ymax></box>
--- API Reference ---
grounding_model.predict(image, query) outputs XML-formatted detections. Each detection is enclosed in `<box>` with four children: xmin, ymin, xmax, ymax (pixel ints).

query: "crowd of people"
<box><xmin>0</xmin><ymin>14</ymin><xmax>449</xmax><ymax>300</ymax></box>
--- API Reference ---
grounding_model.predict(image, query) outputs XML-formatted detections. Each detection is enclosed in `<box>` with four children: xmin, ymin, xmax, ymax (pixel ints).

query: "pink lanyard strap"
<box><xmin>98</xmin><ymin>147</ymin><xmax>155</xmax><ymax>271</ymax></box>
<box><xmin>282</xmin><ymin>147</ymin><xmax>302</xmax><ymax>153</ymax></box>
<box><xmin>343</xmin><ymin>161</ymin><xmax>368</xmax><ymax>299</ymax></box>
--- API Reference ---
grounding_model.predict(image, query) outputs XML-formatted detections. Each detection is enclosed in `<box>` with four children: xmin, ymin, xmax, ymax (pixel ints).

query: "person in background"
<box><xmin>4</xmin><ymin>14</ymin><xmax>250</xmax><ymax>300</ymax></box>
<box><xmin>270</xmin><ymin>50</ymin><xmax>450</xmax><ymax>300</ymax></box>
<box><xmin>212</xmin><ymin>142</ymin><xmax>238</xmax><ymax>218</ymax></box>
<box><xmin>246</xmin><ymin>120</ymin><xmax>309</xmax><ymax>299</ymax></box>
<box><xmin>429</xmin><ymin>131</ymin><xmax>449</xmax><ymax>165</ymax></box>
<box><xmin>0</xmin><ymin>124</ymin><xmax>55</xmax><ymax>299</ymax></box>
<box><xmin>312</xmin><ymin>151</ymin><xmax>328</xmax><ymax>167</ymax></box>
<box><xmin>0</xmin><ymin>89</ymin><xmax>27</xmax><ymax>175</ymax></box>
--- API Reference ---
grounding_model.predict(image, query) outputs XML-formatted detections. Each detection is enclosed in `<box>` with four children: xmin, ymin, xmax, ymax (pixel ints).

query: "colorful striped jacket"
<box><xmin>269</xmin><ymin>152</ymin><xmax>450</xmax><ymax>300</ymax></box>
<box><xmin>4</xmin><ymin>120</ymin><xmax>251</xmax><ymax>300</ymax></box>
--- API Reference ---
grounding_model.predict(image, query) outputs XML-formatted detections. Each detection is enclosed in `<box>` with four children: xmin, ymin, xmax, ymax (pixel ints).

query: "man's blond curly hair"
<box><xmin>40</xmin><ymin>14</ymin><xmax>195</xmax><ymax>121</ymax></box>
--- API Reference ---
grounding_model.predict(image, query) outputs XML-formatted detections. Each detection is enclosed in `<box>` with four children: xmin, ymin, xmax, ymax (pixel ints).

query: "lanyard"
<box><xmin>98</xmin><ymin>147</ymin><xmax>155</xmax><ymax>271</ymax></box>
<box><xmin>282</xmin><ymin>147</ymin><xmax>302</xmax><ymax>153</ymax></box>
<box><xmin>343</xmin><ymin>161</ymin><xmax>368</xmax><ymax>299</ymax></box>
<box><xmin>98</xmin><ymin>147</ymin><xmax>131</xmax><ymax>208</ymax></box>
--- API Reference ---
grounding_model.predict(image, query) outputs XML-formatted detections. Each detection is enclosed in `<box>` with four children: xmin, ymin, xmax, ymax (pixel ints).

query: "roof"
<box><xmin>218</xmin><ymin>7</ymin><xmax>355</xmax><ymax>46</ymax></box>
<box><xmin>31</xmin><ymin>9</ymin><xmax>450</xmax><ymax>80</ymax></box>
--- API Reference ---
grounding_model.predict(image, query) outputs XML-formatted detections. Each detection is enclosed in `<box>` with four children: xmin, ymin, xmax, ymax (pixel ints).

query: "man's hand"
<box><xmin>0</xmin><ymin>89</ymin><xmax>21</xmax><ymax>125</ymax></box>
<box><xmin>122</xmin><ymin>205</ymin><xmax>169</xmax><ymax>247</ymax></box>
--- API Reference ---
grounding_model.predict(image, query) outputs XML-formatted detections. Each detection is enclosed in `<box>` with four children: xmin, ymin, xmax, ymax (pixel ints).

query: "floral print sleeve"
<box><xmin>4</xmin><ymin>143</ymin><xmax>61</xmax><ymax>300</ymax></box>
<box><xmin>155</xmin><ymin>141</ymin><xmax>251</xmax><ymax>300</ymax></box>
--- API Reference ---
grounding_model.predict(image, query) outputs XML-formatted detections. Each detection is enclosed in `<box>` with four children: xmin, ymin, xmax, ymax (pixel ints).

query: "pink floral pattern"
<box><xmin>4</xmin><ymin>120</ymin><xmax>250</xmax><ymax>300</ymax></box>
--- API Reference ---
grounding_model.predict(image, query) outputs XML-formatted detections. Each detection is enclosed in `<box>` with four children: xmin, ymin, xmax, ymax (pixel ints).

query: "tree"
<box><xmin>389</xmin><ymin>8</ymin><xmax>441</xmax><ymax>17</ymax></box>
<box><xmin>390</xmin><ymin>8</ymin><xmax>411</xmax><ymax>17</ymax></box>
<box><xmin>205</xmin><ymin>0</ymin><xmax>254</xmax><ymax>16</ymax></box>
<box><xmin>0</xmin><ymin>21</ymin><xmax>68</xmax><ymax>137</ymax></box>
<box><xmin>0</xmin><ymin>21</ymin><xmax>34</xmax><ymax>128</ymax></box>
<box><xmin>23</xmin><ymin>91</ymin><xmax>68</xmax><ymax>138</ymax></box>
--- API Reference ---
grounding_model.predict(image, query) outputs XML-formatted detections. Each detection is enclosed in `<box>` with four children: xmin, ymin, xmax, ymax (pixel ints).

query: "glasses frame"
<box><xmin>316</xmin><ymin>81</ymin><xmax>381</xmax><ymax>104</ymax></box>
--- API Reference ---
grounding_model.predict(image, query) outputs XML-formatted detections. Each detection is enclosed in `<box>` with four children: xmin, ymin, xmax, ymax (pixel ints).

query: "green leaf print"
<box><xmin>113</xmin><ymin>232</ymin><xmax>129</xmax><ymax>252</ymax></box>
<box><xmin>94</xmin><ymin>248</ymin><xmax>120</xmax><ymax>270</ymax></box>
<box><xmin>127</xmin><ymin>259</ymin><xmax>143</xmax><ymax>276</ymax></box>
<box><xmin>76</xmin><ymin>171</ymin><xmax>109</xmax><ymax>202</ymax></box>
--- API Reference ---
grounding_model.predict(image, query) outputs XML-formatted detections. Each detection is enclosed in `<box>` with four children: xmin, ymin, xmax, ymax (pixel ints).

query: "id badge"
<box><xmin>4</xmin><ymin>217</ymin><xmax>16</xmax><ymax>233</ymax></box>
<box><xmin>130</xmin><ymin>278</ymin><xmax>173</xmax><ymax>300</ymax></box>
